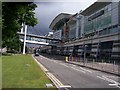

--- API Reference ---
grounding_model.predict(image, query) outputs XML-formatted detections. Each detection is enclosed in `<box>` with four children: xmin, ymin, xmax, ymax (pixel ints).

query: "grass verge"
<box><xmin>2</xmin><ymin>54</ymin><xmax>53</xmax><ymax>88</ymax></box>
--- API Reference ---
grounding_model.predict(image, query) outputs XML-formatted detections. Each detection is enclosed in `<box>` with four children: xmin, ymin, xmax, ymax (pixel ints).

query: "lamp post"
<box><xmin>23</xmin><ymin>24</ymin><xmax>27</xmax><ymax>54</ymax></box>
<box><xmin>84</xmin><ymin>44</ymin><xmax>87</xmax><ymax>65</ymax></box>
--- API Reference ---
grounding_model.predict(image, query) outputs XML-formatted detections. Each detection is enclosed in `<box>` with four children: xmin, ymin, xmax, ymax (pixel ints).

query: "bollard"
<box><xmin>113</xmin><ymin>60</ymin><xmax>115</xmax><ymax>72</ymax></box>
<box><xmin>92</xmin><ymin>59</ymin><xmax>95</xmax><ymax>67</ymax></box>
<box><xmin>69</xmin><ymin>56</ymin><xmax>71</xmax><ymax>61</ymax></box>
<box><xmin>101</xmin><ymin>59</ymin><xmax>104</xmax><ymax>70</ymax></box>
<box><xmin>66</xmin><ymin>56</ymin><xmax>68</xmax><ymax>62</ymax></box>
<box><xmin>72</xmin><ymin>56</ymin><xmax>74</xmax><ymax>61</ymax></box>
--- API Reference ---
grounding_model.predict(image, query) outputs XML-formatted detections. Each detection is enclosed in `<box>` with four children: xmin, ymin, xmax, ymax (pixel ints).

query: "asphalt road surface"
<box><xmin>34</xmin><ymin>55</ymin><xmax>120</xmax><ymax>88</ymax></box>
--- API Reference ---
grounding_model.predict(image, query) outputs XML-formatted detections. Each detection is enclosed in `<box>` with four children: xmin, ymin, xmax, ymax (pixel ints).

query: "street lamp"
<box><xmin>23</xmin><ymin>24</ymin><xmax>27</xmax><ymax>54</ymax></box>
<box><xmin>84</xmin><ymin>44</ymin><xmax>88</xmax><ymax>65</ymax></box>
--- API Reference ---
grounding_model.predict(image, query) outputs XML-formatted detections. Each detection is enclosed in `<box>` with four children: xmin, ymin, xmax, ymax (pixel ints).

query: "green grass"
<box><xmin>2</xmin><ymin>55</ymin><xmax>53</xmax><ymax>88</ymax></box>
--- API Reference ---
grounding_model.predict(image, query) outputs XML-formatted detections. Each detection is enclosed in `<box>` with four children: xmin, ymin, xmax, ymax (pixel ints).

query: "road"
<box><xmin>34</xmin><ymin>55</ymin><xmax>120</xmax><ymax>88</ymax></box>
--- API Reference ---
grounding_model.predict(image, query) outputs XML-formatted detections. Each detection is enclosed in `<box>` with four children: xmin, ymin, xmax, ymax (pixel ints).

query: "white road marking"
<box><xmin>109</xmin><ymin>83</ymin><xmax>118</xmax><ymax>86</ymax></box>
<box><xmin>71</xmin><ymin>67</ymin><xmax>86</xmax><ymax>73</ymax></box>
<box><xmin>97</xmin><ymin>75</ymin><xmax>120</xmax><ymax>88</ymax></box>
<box><xmin>102</xmin><ymin>76</ymin><xmax>120</xmax><ymax>85</ymax></box>
<box><xmin>97</xmin><ymin>76</ymin><xmax>106</xmax><ymax>81</ymax></box>
<box><xmin>60</xmin><ymin>63</ymin><xmax>90</xmax><ymax>74</ymax></box>
<box><xmin>79</xmin><ymin>67</ymin><xmax>92</xmax><ymax>73</ymax></box>
<box><xmin>69</xmin><ymin>63</ymin><xmax>92</xmax><ymax>73</ymax></box>
<box><xmin>104</xmin><ymin>75</ymin><xmax>117</xmax><ymax>78</ymax></box>
<box><xmin>59</xmin><ymin>85</ymin><xmax>71</xmax><ymax>88</ymax></box>
<box><xmin>60</xmin><ymin>63</ymin><xmax>69</xmax><ymax>67</ymax></box>
<box><xmin>53</xmin><ymin>61</ymin><xmax>58</xmax><ymax>63</ymax></box>
<box><xmin>116</xmin><ymin>85</ymin><xmax>120</xmax><ymax>88</ymax></box>
<box><xmin>72</xmin><ymin>65</ymin><xmax>76</xmax><ymax>67</ymax></box>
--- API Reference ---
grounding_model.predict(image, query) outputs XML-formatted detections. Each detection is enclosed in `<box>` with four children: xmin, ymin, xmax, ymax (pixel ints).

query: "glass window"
<box><xmin>112</xmin><ymin>2</ymin><xmax>118</xmax><ymax>9</ymax></box>
<box><xmin>110</xmin><ymin>27</ymin><xmax>119</xmax><ymax>34</ymax></box>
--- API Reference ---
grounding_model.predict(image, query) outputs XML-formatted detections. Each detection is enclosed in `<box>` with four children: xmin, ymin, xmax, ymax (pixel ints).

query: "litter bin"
<box><xmin>66</xmin><ymin>56</ymin><xmax>68</xmax><ymax>62</ymax></box>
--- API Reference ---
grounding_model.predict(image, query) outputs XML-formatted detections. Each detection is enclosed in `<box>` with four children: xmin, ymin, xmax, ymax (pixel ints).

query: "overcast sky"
<box><xmin>27</xmin><ymin>0</ymin><xmax>97</xmax><ymax>36</ymax></box>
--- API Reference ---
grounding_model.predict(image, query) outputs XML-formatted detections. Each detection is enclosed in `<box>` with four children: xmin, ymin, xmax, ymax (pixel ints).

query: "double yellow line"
<box><xmin>47</xmin><ymin>72</ymin><xmax>63</xmax><ymax>88</ymax></box>
<box><xmin>32</xmin><ymin>55</ymin><xmax>64</xmax><ymax>88</ymax></box>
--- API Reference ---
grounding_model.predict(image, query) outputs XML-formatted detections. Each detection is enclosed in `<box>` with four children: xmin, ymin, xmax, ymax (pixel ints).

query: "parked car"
<box><xmin>35</xmin><ymin>52</ymin><xmax>39</xmax><ymax>56</ymax></box>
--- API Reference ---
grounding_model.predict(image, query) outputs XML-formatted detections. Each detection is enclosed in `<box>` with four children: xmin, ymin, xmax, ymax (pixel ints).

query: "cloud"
<box><xmin>27</xmin><ymin>1</ymin><xmax>97</xmax><ymax>36</ymax></box>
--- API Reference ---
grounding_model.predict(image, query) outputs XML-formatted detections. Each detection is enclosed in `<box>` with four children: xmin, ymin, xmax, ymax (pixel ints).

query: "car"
<box><xmin>35</xmin><ymin>52</ymin><xmax>39</xmax><ymax>56</ymax></box>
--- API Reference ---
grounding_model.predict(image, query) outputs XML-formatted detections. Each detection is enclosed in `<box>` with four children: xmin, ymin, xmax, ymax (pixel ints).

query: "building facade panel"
<box><xmin>119</xmin><ymin>1</ymin><xmax>120</xmax><ymax>25</ymax></box>
<box><xmin>53</xmin><ymin>30</ymin><xmax>62</xmax><ymax>40</ymax></box>
<box><xmin>68</xmin><ymin>21</ymin><xmax>76</xmax><ymax>40</ymax></box>
<box><xmin>50</xmin><ymin>1</ymin><xmax>120</xmax><ymax>61</ymax></box>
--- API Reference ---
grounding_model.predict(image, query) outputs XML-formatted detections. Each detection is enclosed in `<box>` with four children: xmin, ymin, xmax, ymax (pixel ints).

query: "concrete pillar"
<box><xmin>23</xmin><ymin>25</ymin><xmax>27</xmax><ymax>54</ymax></box>
<box><xmin>76</xmin><ymin>16</ymin><xmax>79</xmax><ymax>39</ymax></box>
<box><xmin>118</xmin><ymin>1</ymin><xmax>120</xmax><ymax>26</ymax></box>
<box><xmin>81</xmin><ymin>16</ymin><xmax>84</xmax><ymax>37</ymax></box>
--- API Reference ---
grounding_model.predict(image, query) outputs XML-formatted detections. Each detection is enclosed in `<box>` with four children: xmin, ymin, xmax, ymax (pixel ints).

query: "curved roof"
<box><xmin>49</xmin><ymin>13</ymin><xmax>71</xmax><ymax>30</ymax></box>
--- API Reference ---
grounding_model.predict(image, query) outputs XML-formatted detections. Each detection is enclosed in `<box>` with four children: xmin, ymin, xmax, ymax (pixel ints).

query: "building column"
<box><xmin>23</xmin><ymin>25</ymin><xmax>27</xmax><ymax>54</ymax></box>
<box><xmin>119</xmin><ymin>1</ymin><xmax>120</xmax><ymax>25</ymax></box>
<box><xmin>81</xmin><ymin>16</ymin><xmax>84</xmax><ymax>37</ymax></box>
<box><xmin>76</xmin><ymin>17</ymin><xmax>79</xmax><ymax>39</ymax></box>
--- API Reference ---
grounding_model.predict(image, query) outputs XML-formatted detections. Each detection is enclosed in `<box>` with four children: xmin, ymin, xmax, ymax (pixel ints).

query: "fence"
<box><xmin>68</xmin><ymin>55</ymin><xmax>119</xmax><ymax>75</ymax></box>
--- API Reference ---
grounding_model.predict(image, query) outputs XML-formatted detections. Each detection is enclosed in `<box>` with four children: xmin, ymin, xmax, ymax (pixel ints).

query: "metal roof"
<box><xmin>81</xmin><ymin>2</ymin><xmax>111</xmax><ymax>16</ymax></box>
<box><xmin>49</xmin><ymin>13</ymin><xmax>71</xmax><ymax>30</ymax></box>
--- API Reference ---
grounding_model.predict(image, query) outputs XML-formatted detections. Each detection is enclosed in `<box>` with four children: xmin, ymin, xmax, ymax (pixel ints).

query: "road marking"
<box><xmin>79</xmin><ymin>67</ymin><xmax>92</xmax><ymax>73</ymax></box>
<box><xmin>97</xmin><ymin>75</ymin><xmax>120</xmax><ymax>88</ymax></box>
<box><xmin>71</xmin><ymin>67</ymin><xmax>86</xmax><ymax>73</ymax></box>
<box><xmin>53</xmin><ymin>61</ymin><xmax>58</xmax><ymax>63</ymax></box>
<box><xmin>103</xmin><ymin>75</ymin><xmax>119</xmax><ymax>79</ymax></box>
<box><xmin>97</xmin><ymin>76</ymin><xmax>106</xmax><ymax>81</ymax></box>
<box><xmin>32</xmin><ymin>55</ymin><xmax>65</xmax><ymax>88</ymax></box>
<box><xmin>72</xmin><ymin>65</ymin><xmax>76</xmax><ymax>67</ymax></box>
<box><xmin>102</xmin><ymin>76</ymin><xmax>120</xmax><ymax>85</ymax></box>
<box><xmin>109</xmin><ymin>83</ymin><xmax>118</xmax><ymax>86</ymax></box>
<box><xmin>47</xmin><ymin>72</ymin><xmax>63</xmax><ymax>86</ymax></box>
<box><xmin>109</xmin><ymin>83</ymin><xmax>120</xmax><ymax>88</ymax></box>
<box><xmin>60</xmin><ymin>63</ymin><xmax>69</xmax><ymax>67</ymax></box>
<box><xmin>116</xmin><ymin>85</ymin><xmax>120</xmax><ymax>88</ymax></box>
<box><xmin>59</xmin><ymin>85</ymin><xmax>71</xmax><ymax>88</ymax></box>
<box><xmin>68</xmin><ymin>63</ymin><xmax>92</xmax><ymax>73</ymax></box>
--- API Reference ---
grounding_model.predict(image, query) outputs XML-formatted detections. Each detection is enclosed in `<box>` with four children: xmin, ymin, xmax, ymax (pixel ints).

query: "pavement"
<box><xmin>34</xmin><ymin>54</ymin><xmax>120</xmax><ymax>89</ymax></box>
<box><xmin>41</xmin><ymin>53</ymin><xmax>120</xmax><ymax>76</ymax></box>
<box><xmin>67</xmin><ymin>60</ymin><xmax>120</xmax><ymax>76</ymax></box>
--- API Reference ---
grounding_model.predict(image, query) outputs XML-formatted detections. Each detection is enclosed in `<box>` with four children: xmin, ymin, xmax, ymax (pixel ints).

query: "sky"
<box><xmin>27</xmin><ymin>0</ymin><xmax>97</xmax><ymax>36</ymax></box>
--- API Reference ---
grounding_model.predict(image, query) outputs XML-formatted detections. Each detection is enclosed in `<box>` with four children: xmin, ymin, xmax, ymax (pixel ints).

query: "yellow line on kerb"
<box><xmin>48</xmin><ymin>73</ymin><xmax>63</xmax><ymax>86</ymax></box>
<box><xmin>32</xmin><ymin>55</ymin><xmax>64</xmax><ymax>88</ymax></box>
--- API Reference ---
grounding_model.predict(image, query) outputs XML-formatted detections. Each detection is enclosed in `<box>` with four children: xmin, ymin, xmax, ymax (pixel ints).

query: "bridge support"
<box><xmin>23</xmin><ymin>25</ymin><xmax>27</xmax><ymax>54</ymax></box>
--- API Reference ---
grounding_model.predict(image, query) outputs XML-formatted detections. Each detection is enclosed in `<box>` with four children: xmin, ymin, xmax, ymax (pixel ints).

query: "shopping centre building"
<box><xmin>49</xmin><ymin>1</ymin><xmax>120</xmax><ymax>62</ymax></box>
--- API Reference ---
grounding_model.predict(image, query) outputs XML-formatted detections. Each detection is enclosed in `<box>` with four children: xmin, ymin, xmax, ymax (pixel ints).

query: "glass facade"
<box><xmin>84</xmin><ymin>2</ymin><xmax>119</xmax><ymax>36</ymax></box>
<box><xmin>69</xmin><ymin>23</ymin><xmax>76</xmax><ymax>39</ymax></box>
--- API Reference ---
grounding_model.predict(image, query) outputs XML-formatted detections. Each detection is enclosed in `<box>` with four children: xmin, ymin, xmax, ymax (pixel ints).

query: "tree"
<box><xmin>6</xmin><ymin>35</ymin><xmax>22</xmax><ymax>52</ymax></box>
<box><xmin>2</xmin><ymin>2</ymin><xmax>38</xmax><ymax>51</ymax></box>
